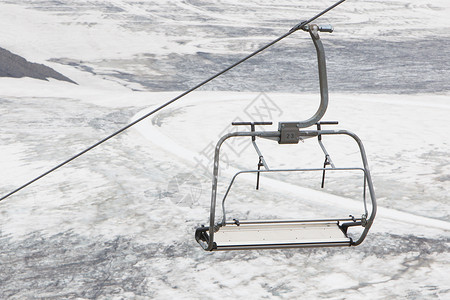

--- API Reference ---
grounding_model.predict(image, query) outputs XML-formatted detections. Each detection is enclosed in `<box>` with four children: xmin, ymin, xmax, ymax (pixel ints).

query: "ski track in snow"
<box><xmin>0</xmin><ymin>1</ymin><xmax>449</xmax><ymax>299</ymax></box>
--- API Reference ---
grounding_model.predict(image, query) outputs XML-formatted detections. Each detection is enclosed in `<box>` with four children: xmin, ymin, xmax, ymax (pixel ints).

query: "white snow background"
<box><xmin>0</xmin><ymin>0</ymin><xmax>449</xmax><ymax>299</ymax></box>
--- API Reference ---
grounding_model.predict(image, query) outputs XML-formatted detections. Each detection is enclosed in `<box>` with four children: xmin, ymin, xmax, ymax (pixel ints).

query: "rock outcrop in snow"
<box><xmin>0</xmin><ymin>47</ymin><xmax>76</xmax><ymax>84</ymax></box>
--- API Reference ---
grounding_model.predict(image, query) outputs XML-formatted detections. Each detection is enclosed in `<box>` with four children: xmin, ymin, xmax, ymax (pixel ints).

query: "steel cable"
<box><xmin>0</xmin><ymin>0</ymin><xmax>346</xmax><ymax>202</ymax></box>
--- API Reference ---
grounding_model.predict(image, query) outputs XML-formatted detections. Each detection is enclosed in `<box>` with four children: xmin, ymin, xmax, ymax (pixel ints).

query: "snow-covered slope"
<box><xmin>0</xmin><ymin>1</ymin><xmax>449</xmax><ymax>299</ymax></box>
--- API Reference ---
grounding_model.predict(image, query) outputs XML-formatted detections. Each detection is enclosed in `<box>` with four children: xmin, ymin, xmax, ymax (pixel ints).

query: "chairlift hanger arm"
<box><xmin>276</xmin><ymin>24</ymin><xmax>333</xmax><ymax>146</ymax></box>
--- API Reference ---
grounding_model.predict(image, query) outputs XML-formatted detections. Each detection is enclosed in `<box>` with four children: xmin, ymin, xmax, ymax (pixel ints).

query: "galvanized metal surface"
<box><xmin>212</xmin><ymin>220</ymin><xmax>351</xmax><ymax>250</ymax></box>
<box><xmin>281</xmin><ymin>24</ymin><xmax>330</xmax><ymax>129</ymax></box>
<box><xmin>197</xmin><ymin>24</ymin><xmax>376</xmax><ymax>251</ymax></box>
<box><xmin>198</xmin><ymin>128</ymin><xmax>377</xmax><ymax>251</ymax></box>
<box><xmin>219</xmin><ymin>167</ymin><xmax>368</xmax><ymax>225</ymax></box>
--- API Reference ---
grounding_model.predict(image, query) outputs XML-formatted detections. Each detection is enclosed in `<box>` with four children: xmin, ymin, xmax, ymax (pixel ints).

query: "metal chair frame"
<box><xmin>195</xmin><ymin>128</ymin><xmax>377</xmax><ymax>251</ymax></box>
<box><xmin>195</xmin><ymin>24</ymin><xmax>377</xmax><ymax>251</ymax></box>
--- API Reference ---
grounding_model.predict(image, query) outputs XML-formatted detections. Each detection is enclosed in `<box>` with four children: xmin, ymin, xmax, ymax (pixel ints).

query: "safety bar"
<box><xmin>219</xmin><ymin>167</ymin><xmax>369</xmax><ymax>226</ymax></box>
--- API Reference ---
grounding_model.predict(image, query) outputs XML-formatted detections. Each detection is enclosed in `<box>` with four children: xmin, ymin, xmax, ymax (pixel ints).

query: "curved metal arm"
<box><xmin>285</xmin><ymin>24</ymin><xmax>329</xmax><ymax>129</ymax></box>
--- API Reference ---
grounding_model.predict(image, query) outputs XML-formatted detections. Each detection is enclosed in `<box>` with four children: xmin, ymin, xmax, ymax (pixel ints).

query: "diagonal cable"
<box><xmin>0</xmin><ymin>0</ymin><xmax>346</xmax><ymax>202</ymax></box>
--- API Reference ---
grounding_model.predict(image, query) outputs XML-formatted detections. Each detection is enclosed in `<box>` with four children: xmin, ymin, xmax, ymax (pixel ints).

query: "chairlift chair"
<box><xmin>195</xmin><ymin>24</ymin><xmax>376</xmax><ymax>251</ymax></box>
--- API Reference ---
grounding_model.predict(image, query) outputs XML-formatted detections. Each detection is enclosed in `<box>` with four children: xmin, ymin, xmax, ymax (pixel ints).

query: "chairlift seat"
<box><xmin>196</xmin><ymin>219</ymin><xmax>355</xmax><ymax>250</ymax></box>
<box><xmin>194</xmin><ymin>22</ymin><xmax>377</xmax><ymax>251</ymax></box>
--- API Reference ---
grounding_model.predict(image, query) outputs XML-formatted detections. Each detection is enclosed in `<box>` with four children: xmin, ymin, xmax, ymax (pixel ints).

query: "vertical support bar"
<box><xmin>309</xmin><ymin>25</ymin><xmax>329</xmax><ymax>127</ymax></box>
<box><xmin>208</xmin><ymin>137</ymin><xmax>223</xmax><ymax>250</ymax></box>
<box><xmin>206</xmin><ymin>130</ymin><xmax>280</xmax><ymax>250</ymax></box>
<box><xmin>282</xmin><ymin>25</ymin><xmax>329</xmax><ymax>129</ymax></box>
